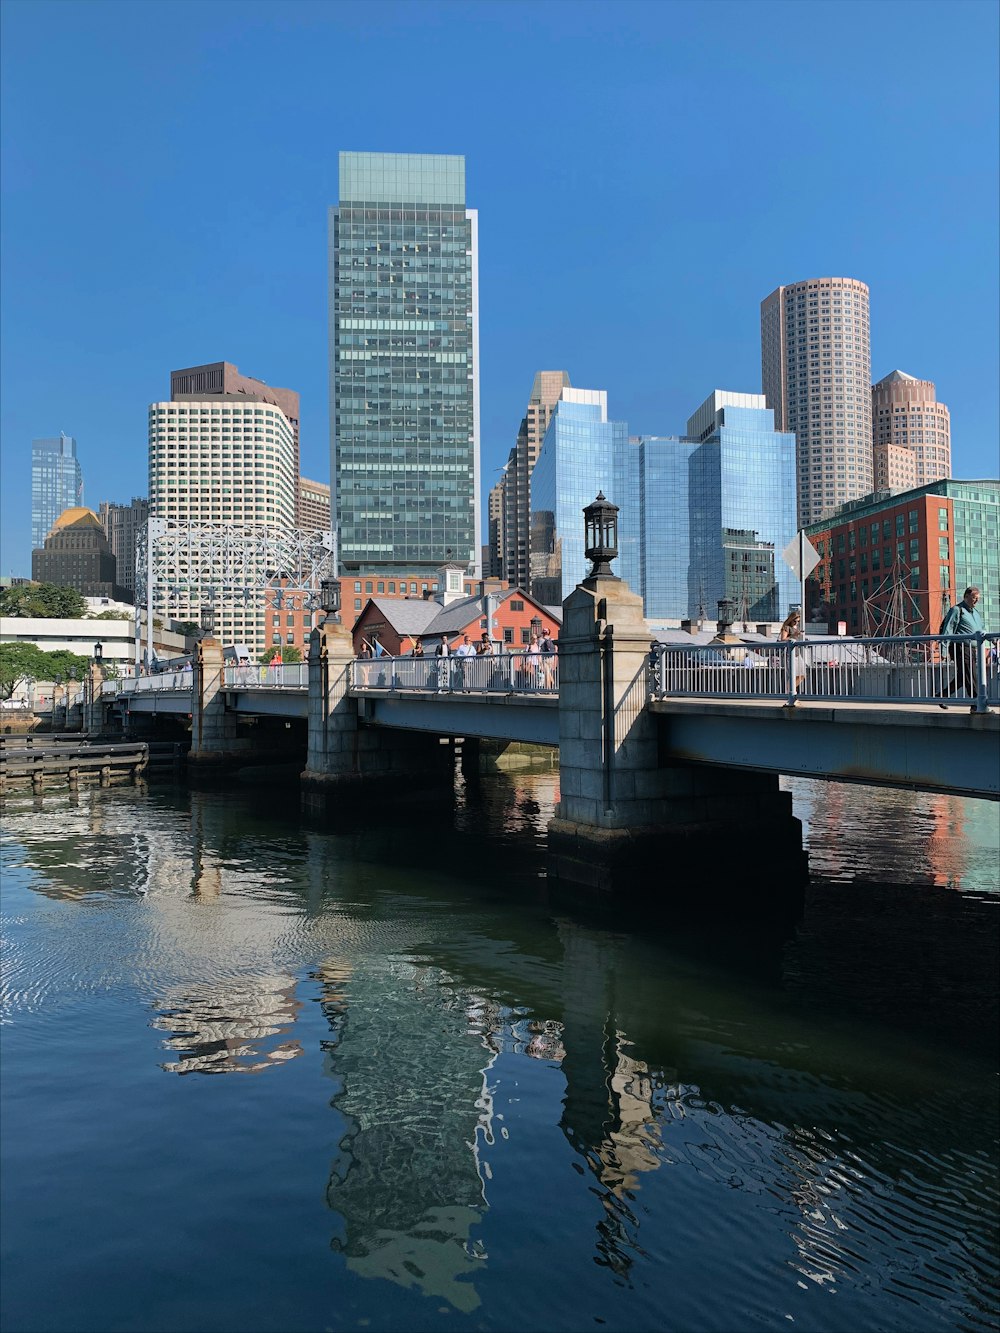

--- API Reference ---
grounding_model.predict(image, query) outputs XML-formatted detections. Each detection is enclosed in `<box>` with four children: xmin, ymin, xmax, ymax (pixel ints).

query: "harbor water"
<box><xmin>1</xmin><ymin>768</ymin><xmax>997</xmax><ymax>1333</ymax></box>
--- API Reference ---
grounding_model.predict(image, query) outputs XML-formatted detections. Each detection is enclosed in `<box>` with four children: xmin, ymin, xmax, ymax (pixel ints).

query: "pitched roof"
<box><xmin>874</xmin><ymin>369</ymin><xmax>919</xmax><ymax>385</ymax></box>
<box><xmin>359</xmin><ymin>598</ymin><xmax>440</xmax><ymax>635</ymax></box>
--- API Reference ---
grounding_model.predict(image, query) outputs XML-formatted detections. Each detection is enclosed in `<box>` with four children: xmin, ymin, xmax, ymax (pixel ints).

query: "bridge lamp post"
<box><xmin>583</xmin><ymin>492</ymin><xmax>620</xmax><ymax>581</ymax></box>
<box><xmin>320</xmin><ymin>578</ymin><xmax>341</xmax><ymax>625</ymax></box>
<box><xmin>530</xmin><ymin>615</ymin><xmax>543</xmax><ymax>639</ymax></box>
<box><xmin>199</xmin><ymin>604</ymin><xmax>216</xmax><ymax>639</ymax></box>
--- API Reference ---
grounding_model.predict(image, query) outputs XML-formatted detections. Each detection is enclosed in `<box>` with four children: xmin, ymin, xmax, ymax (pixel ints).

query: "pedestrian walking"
<box><xmin>779</xmin><ymin>611</ymin><xmax>805</xmax><ymax>695</ymax></box>
<box><xmin>938</xmin><ymin>586</ymin><xmax>985</xmax><ymax>711</ymax></box>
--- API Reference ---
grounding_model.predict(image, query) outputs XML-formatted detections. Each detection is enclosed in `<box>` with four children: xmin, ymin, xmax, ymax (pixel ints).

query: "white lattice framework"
<box><xmin>136</xmin><ymin>520</ymin><xmax>336</xmax><ymax>616</ymax></box>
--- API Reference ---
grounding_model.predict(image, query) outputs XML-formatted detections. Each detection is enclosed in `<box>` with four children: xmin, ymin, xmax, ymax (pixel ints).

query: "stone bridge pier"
<box><xmin>189</xmin><ymin>637</ymin><xmax>254</xmax><ymax>773</ymax></box>
<box><xmin>300</xmin><ymin>620</ymin><xmax>453</xmax><ymax>810</ymax></box>
<box><xmin>549</xmin><ymin>573</ymin><xmax>807</xmax><ymax>903</ymax></box>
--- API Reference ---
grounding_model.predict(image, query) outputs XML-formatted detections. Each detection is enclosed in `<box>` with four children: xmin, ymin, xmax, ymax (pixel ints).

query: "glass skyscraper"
<box><xmin>329</xmin><ymin>152</ymin><xmax>480</xmax><ymax>574</ymax></box>
<box><xmin>530</xmin><ymin>389</ymin><xmax>798</xmax><ymax>622</ymax></box>
<box><xmin>31</xmin><ymin>434</ymin><xmax>83</xmax><ymax>550</ymax></box>
<box><xmin>528</xmin><ymin>391</ymin><xmax>631</xmax><ymax>606</ymax></box>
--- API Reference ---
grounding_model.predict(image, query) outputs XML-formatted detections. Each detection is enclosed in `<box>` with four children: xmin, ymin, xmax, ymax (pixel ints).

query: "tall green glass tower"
<box><xmin>329</xmin><ymin>152</ymin><xmax>481</xmax><ymax>574</ymax></box>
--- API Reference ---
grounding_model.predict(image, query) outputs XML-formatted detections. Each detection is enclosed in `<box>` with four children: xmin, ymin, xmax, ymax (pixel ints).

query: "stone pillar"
<box><xmin>549</xmin><ymin>575</ymin><xmax>806</xmax><ymax>902</ymax></box>
<box><xmin>84</xmin><ymin>664</ymin><xmax>104</xmax><ymax>736</ymax></box>
<box><xmin>188</xmin><ymin>637</ymin><xmax>250</xmax><ymax>774</ymax></box>
<box><xmin>301</xmin><ymin>620</ymin><xmax>453</xmax><ymax>810</ymax></box>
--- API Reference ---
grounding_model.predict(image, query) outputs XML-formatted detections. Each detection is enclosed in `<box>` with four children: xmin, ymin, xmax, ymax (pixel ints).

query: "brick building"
<box><xmin>804</xmin><ymin>480</ymin><xmax>999</xmax><ymax>636</ymax></box>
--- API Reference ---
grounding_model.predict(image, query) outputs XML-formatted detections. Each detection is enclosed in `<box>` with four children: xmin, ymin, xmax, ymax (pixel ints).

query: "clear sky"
<box><xmin>1</xmin><ymin>0</ymin><xmax>997</xmax><ymax>577</ymax></box>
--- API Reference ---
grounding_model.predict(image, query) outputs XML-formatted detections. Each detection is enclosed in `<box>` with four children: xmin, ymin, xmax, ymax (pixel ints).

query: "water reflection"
<box><xmin>152</xmin><ymin>975</ymin><xmax>303</xmax><ymax>1074</ymax></box>
<box><xmin>316</xmin><ymin>956</ymin><xmax>498</xmax><ymax>1313</ymax></box>
<box><xmin>1</xmin><ymin>774</ymin><xmax>997</xmax><ymax>1333</ymax></box>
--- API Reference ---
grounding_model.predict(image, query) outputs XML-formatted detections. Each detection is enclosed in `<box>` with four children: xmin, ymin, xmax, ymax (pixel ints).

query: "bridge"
<box><xmin>100</xmin><ymin>631</ymin><xmax>999</xmax><ymax>802</ymax></box>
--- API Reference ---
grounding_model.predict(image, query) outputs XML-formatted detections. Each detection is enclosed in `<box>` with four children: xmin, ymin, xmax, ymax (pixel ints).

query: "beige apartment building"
<box><xmin>871</xmin><ymin>369</ymin><xmax>951</xmax><ymax>492</ymax></box>
<box><xmin>148</xmin><ymin>395</ymin><xmax>296</xmax><ymax>652</ymax></box>
<box><xmin>170</xmin><ymin>361</ymin><xmax>302</xmax><ymax>518</ymax></box>
<box><xmin>493</xmin><ymin>371</ymin><xmax>571</xmax><ymax>589</ymax></box>
<box><xmin>761</xmin><ymin>277</ymin><xmax>872</xmax><ymax>527</ymax></box>
<box><xmin>298</xmin><ymin>477</ymin><xmax>331</xmax><ymax>532</ymax></box>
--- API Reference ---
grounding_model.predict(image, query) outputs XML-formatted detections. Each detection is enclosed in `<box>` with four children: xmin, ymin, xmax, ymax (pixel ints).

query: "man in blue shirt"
<box><xmin>938</xmin><ymin>586</ymin><xmax>985</xmax><ymax>710</ymax></box>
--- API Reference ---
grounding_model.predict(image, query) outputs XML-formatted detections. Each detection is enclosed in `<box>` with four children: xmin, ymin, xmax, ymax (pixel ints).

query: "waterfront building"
<box><xmin>148</xmin><ymin>395</ymin><xmax>297</xmax><ymax>652</ymax></box>
<box><xmin>170</xmin><ymin>362</ymin><xmax>301</xmax><ymax>516</ymax></box>
<box><xmin>761</xmin><ymin>277</ymin><xmax>872</xmax><ymax>527</ymax></box>
<box><xmin>496</xmin><ymin>372</ymin><xmax>571</xmax><ymax>588</ymax></box>
<box><xmin>98</xmin><ymin>497</ymin><xmax>148</xmax><ymax>600</ymax></box>
<box><xmin>530</xmin><ymin>389</ymin><xmax>798</xmax><ymax>622</ymax></box>
<box><xmin>804</xmin><ymin>479</ymin><xmax>999</xmax><ymax>636</ymax></box>
<box><xmin>31</xmin><ymin>435</ymin><xmax>83</xmax><ymax>550</ymax></box>
<box><xmin>0</xmin><ymin>611</ymin><xmax>189</xmax><ymax>677</ymax></box>
<box><xmin>351</xmin><ymin>570</ymin><xmax>558</xmax><ymax>657</ymax></box>
<box><xmin>329</xmin><ymin>151</ymin><xmax>480</xmax><ymax>575</ymax></box>
<box><xmin>529</xmin><ymin>389</ymin><xmax>627</xmax><ymax>606</ymax></box>
<box><xmin>31</xmin><ymin>507</ymin><xmax>125</xmax><ymax>600</ymax></box>
<box><xmin>298</xmin><ymin>477</ymin><xmax>331</xmax><ymax>531</ymax></box>
<box><xmin>872</xmin><ymin>370</ymin><xmax>951</xmax><ymax>492</ymax></box>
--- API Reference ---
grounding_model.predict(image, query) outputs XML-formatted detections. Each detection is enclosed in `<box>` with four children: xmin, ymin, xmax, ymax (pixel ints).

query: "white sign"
<box><xmin>782</xmin><ymin>531</ymin><xmax>821</xmax><ymax>582</ymax></box>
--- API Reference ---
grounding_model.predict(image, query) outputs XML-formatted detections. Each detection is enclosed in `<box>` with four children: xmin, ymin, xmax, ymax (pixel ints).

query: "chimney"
<box><xmin>680</xmin><ymin>618</ymin><xmax>693</xmax><ymax>635</ymax></box>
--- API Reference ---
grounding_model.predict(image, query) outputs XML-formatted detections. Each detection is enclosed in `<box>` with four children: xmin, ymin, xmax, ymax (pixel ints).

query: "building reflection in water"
<box><xmin>151</xmin><ymin>975</ymin><xmax>303</xmax><ymax>1074</ymax></box>
<box><xmin>316</xmin><ymin>956</ymin><xmax>501</xmax><ymax>1314</ymax></box>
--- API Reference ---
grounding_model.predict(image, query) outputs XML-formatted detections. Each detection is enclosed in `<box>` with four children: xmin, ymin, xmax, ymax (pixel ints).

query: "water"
<box><xmin>1</xmin><ymin>770</ymin><xmax>997</xmax><ymax>1333</ymax></box>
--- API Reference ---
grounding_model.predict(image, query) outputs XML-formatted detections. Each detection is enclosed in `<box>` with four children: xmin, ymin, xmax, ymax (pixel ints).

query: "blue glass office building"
<box><xmin>530</xmin><ymin>391</ymin><xmax>798</xmax><ymax>621</ymax></box>
<box><xmin>529</xmin><ymin>392</ymin><xmax>632</xmax><ymax>606</ymax></box>
<box><xmin>31</xmin><ymin>434</ymin><xmax>83</xmax><ymax>550</ymax></box>
<box><xmin>329</xmin><ymin>153</ymin><xmax>480</xmax><ymax>574</ymax></box>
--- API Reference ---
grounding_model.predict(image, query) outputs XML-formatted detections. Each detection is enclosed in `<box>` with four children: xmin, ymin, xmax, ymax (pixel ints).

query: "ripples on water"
<box><xmin>0</xmin><ymin>773</ymin><xmax>997</xmax><ymax>1333</ymax></box>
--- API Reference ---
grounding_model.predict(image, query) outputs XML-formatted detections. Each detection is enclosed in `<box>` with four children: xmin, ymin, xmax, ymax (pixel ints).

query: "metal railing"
<box><xmin>222</xmin><ymin>663</ymin><xmax>310</xmax><ymax>689</ymax></box>
<box><xmin>352</xmin><ymin>652</ymin><xmax>559</xmax><ymax>695</ymax></box>
<box><xmin>103</xmin><ymin>672</ymin><xmax>193</xmax><ymax>695</ymax></box>
<box><xmin>650</xmin><ymin>633</ymin><xmax>1000</xmax><ymax>711</ymax></box>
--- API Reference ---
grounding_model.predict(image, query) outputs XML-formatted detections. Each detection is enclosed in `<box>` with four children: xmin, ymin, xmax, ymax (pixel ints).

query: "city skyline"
<box><xmin>2</xmin><ymin>0</ymin><xmax>997</xmax><ymax>577</ymax></box>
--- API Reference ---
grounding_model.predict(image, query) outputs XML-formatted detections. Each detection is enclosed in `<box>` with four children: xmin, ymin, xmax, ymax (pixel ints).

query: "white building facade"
<box><xmin>148</xmin><ymin>395</ymin><xmax>297</xmax><ymax>653</ymax></box>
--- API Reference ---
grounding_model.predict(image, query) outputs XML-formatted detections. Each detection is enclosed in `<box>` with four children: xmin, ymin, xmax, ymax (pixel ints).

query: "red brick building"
<box><xmin>805</xmin><ymin>488</ymin><xmax>957</xmax><ymax>635</ymax></box>
<box><xmin>352</xmin><ymin>586</ymin><xmax>560</xmax><ymax>657</ymax></box>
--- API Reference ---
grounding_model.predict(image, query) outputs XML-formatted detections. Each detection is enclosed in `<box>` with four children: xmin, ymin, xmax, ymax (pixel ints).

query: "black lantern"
<box><xmin>320</xmin><ymin>577</ymin><xmax>341</xmax><ymax>622</ymax></box>
<box><xmin>530</xmin><ymin>615</ymin><xmax>543</xmax><ymax>638</ymax></box>
<box><xmin>93</xmin><ymin>641</ymin><xmax>103</xmax><ymax>664</ymax></box>
<box><xmin>583</xmin><ymin>492</ymin><xmax>619</xmax><ymax>580</ymax></box>
<box><xmin>69</xmin><ymin>667</ymin><xmax>77</xmax><ymax>682</ymax></box>
<box><xmin>200</xmin><ymin>604</ymin><xmax>216</xmax><ymax>636</ymax></box>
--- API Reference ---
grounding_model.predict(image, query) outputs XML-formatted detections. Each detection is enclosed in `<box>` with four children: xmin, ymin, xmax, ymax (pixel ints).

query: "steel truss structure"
<box><xmin>135</xmin><ymin>520</ymin><xmax>336</xmax><ymax>615</ymax></box>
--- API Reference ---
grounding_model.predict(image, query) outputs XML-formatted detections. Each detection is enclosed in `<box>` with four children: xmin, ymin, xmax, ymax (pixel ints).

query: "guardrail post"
<box><xmin>975</xmin><ymin>633</ymin><xmax>990</xmax><ymax>713</ymax></box>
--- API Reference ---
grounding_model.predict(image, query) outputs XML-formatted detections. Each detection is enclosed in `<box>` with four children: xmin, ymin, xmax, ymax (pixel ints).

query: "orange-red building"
<box><xmin>804</xmin><ymin>480</ymin><xmax>999</xmax><ymax>636</ymax></box>
<box><xmin>352</xmin><ymin>583</ymin><xmax>560</xmax><ymax>657</ymax></box>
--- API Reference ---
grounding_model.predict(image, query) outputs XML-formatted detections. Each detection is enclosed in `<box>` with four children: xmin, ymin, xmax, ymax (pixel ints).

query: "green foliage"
<box><xmin>174</xmin><ymin>621</ymin><xmax>200</xmax><ymax>636</ymax></box>
<box><xmin>256</xmin><ymin>646</ymin><xmax>303</xmax><ymax>665</ymax></box>
<box><xmin>0</xmin><ymin>582</ymin><xmax>86</xmax><ymax>619</ymax></box>
<box><xmin>88</xmin><ymin>609</ymin><xmax>131</xmax><ymax>621</ymax></box>
<box><xmin>0</xmin><ymin>643</ymin><xmax>91</xmax><ymax>699</ymax></box>
<box><xmin>102</xmin><ymin>662</ymin><xmax>121</xmax><ymax>680</ymax></box>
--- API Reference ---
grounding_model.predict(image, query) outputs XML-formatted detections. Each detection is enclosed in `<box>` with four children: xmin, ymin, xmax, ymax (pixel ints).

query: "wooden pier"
<box><xmin>0</xmin><ymin>737</ymin><xmax>167</xmax><ymax>794</ymax></box>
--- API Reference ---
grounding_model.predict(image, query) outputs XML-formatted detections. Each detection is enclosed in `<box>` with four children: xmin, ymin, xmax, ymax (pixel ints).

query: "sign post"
<box><xmin>782</xmin><ymin>531</ymin><xmax>821</xmax><ymax>624</ymax></box>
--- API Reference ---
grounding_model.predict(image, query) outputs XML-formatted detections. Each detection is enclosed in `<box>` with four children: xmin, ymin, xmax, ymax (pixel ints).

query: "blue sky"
<box><xmin>2</xmin><ymin>0</ymin><xmax>997</xmax><ymax>576</ymax></box>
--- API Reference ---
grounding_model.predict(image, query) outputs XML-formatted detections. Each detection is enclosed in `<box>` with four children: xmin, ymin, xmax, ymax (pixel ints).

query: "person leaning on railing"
<box><xmin>938</xmin><ymin>586</ymin><xmax>985</xmax><ymax>711</ymax></box>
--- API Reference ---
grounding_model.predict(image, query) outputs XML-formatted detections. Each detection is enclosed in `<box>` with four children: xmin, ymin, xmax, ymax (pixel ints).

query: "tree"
<box><xmin>0</xmin><ymin>583</ymin><xmax>86</xmax><ymax>619</ymax></box>
<box><xmin>0</xmin><ymin>643</ymin><xmax>91</xmax><ymax>699</ymax></box>
<box><xmin>173</xmin><ymin>621</ymin><xmax>200</xmax><ymax>636</ymax></box>
<box><xmin>88</xmin><ymin>609</ymin><xmax>131</xmax><ymax>621</ymax></box>
<box><xmin>256</xmin><ymin>645</ymin><xmax>303</xmax><ymax>665</ymax></box>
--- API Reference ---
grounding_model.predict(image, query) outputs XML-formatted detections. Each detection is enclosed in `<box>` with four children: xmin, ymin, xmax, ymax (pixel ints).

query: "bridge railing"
<box><xmin>103</xmin><ymin>671</ymin><xmax>192</xmax><ymax>695</ymax></box>
<box><xmin>352</xmin><ymin>652</ymin><xmax>559</xmax><ymax>695</ymax></box>
<box><xmin>650</xmin><ymin>633</ymin><xmax>1000</xmax><ymax>711</ymax></box>
<box><xmin>222</xmin><ymin>664</ymin><xmax>310</xmax><ymax>689</ymax></box>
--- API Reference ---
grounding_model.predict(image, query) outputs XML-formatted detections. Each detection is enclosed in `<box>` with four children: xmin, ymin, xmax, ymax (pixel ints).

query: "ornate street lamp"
<box><xmin>200</xmin><ymin>604</ymin><xmax>216</xmax><ymax>637</ymax></box>
<box><xmin>93</xmin><ymin>641</ymin><xmax>103</xmax><ymax>664</ymax></box>
<box><xmin>530</xmin><ymin>615</ymin><xmax>543</xmax><ymax>639</ymax></box>
<box><xmin>320</xmin><ymin>577</ymin><xmax>341</xmax><ymax>624</ymax></box>
<box><xmin>583</xmin><ymin>492</ymin><xmax>619</xmax><ymax>580</ymax></box>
